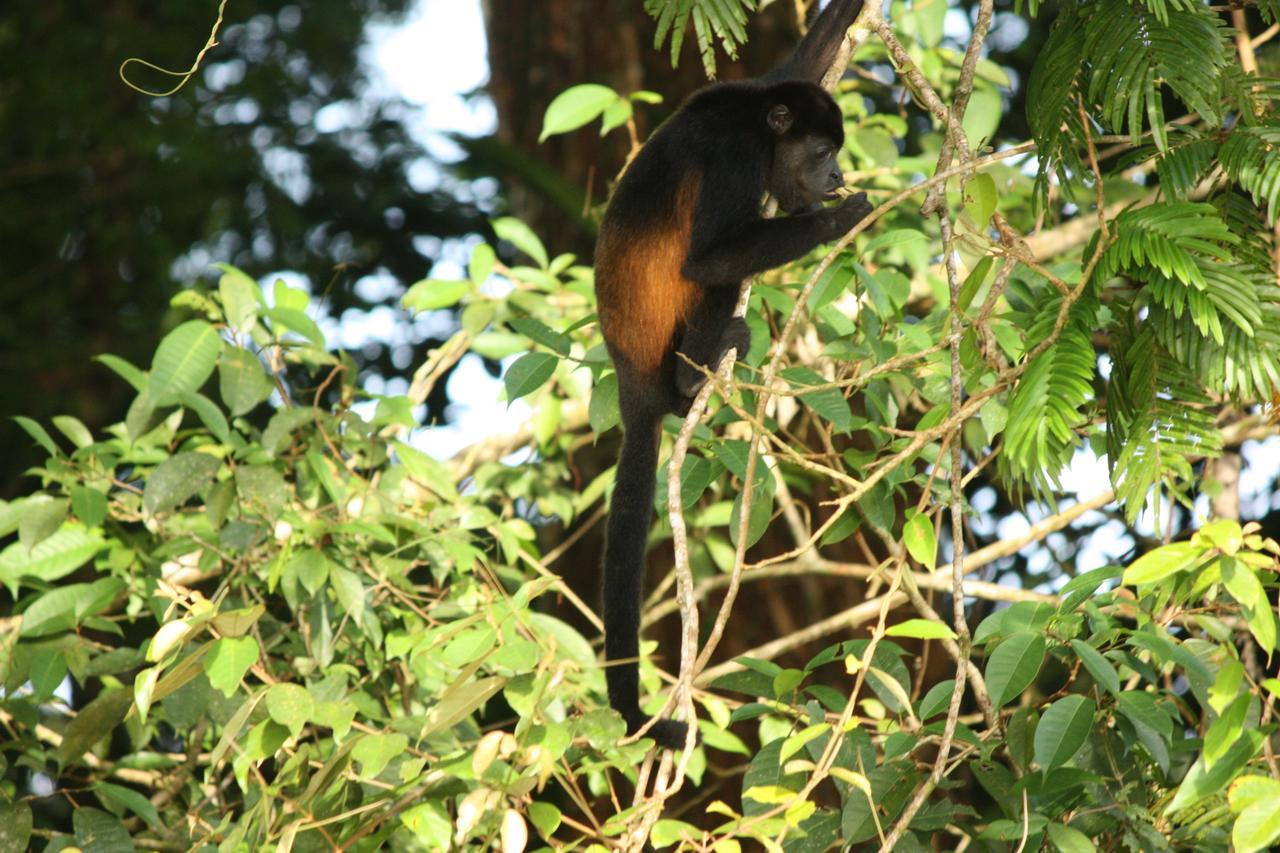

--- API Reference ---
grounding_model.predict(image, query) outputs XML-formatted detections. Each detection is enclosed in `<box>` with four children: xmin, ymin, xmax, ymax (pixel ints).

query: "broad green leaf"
<box><xmin>504</xmin><ymin>351</ymin><xmax>558</xmax><ymax>402</ymax></box>
<box><xmin>218</xmin><ymin>345</ymin><xmax>274</xmax><ymax>416</ymax></box>
<box><xmin>1229</xmin><ymin>775</ymin><xmax>1280</xmax><ymax>813</ymax></box>
<box><xmin>1166</xmin><ymin>729</ymin><xmax>1264</xmax><ymax>815</ymax></box>
<box><xmin>13</xmin><ymin>415</ymin><xmax>59</xmax><ymax>457</ymax></box>
<box><xmin>420</xmin><ymin>676</ymin><xmax>504</xmax><ymax>737</ymax></box>
<box><xmin>58</xmin><ymin>688</ymin><xmax>131</xmax><ymax>765</ymax></box>
<box><xmin>149</xmin><ymin>320</ymin><xmax>221</xmax><ymax>406</ymax></box>
<box><xmin>1068</xmin><ymin>640</ymin><xmax>1121</xmax><ymax>695</ymax></box>
<box><xmin>0</xmin><ymin>801</ymin><xmax>33</xmax><ymax>853</ymax></box>
<box><xmin>403</xmin><ymin>279</ymin><xmax>470</xmax><ymax>313</ymax></box>
<box><xmin>885</xmin><ymin>619</ymin><xmax>955</xmax><ymax>640</ymax></box>
<box><xmin>265</xmin><ymin>682</ymin><xmax>313</xmax><ymax>737</ymax></box>
<box><xmin>216</xmin><ymin>264</ymin><xmax>260</xmax><ymax>333</ymax></box>
<box><xmin>492</xmin><ymin>217</ymin><xmax>549</xmax><ymax>268</ymax></box>
<box><xmin>19</xmin><ymin>497</ymin><xmax>68</xmax><ymax>551</ymax></box>
<box><xmin>1204</xmin><ymin>693</ymin><xmax>1250</xmax><ymax>769</ymax></box>
<box><xmin>1034</xmin><ymin>695</ymin><xmax>1094</xmax><ymax>770</ymax></box>
<box><xmin>902</xmin><ymin>512</ymin><xmax>936</xmax><ymax>570</ymax></box>
<box><xmin>918</xmin><ymin>679</ymin><xmax>956</xmax><ymax>720</ymax></box>
<box><xmin>70</xmin><ymin>486</ymin><xmax>109</xmax><ymax>528</ymax></box>
<box><xmin>540</xmin><ymin>83</ymin><xmax>619</xmax><ymax>141</ymax></box>
<box><xmin>96</xmin><ymin>781</ymin><xmax>163</xmax><ymax>830</ymax></box>
<box><xmin>52</xmin><ymin>414</ymin><xmax>93</xmax><ymax>448</ymax></box>
<box><xmin>1046</xmin><ymin>822</ymin><xmax>1096</xmax><ymax>853</ymax></box>
<box><xmin>1123</xmin><ymin>541</ymin><xmax>1201</xmax><ymax>585</ymax></box>
<box><xmin>202</xmin><ymin>636</ymin><xmax>259</xmax><ymax>698</ymax></box>
<box><xmin>528</xmin><ymin>802</ymin><xmax>561</xmax><ymax>839</ymax></box>
<box><xmin>0</xmin><ymin>522</ymin><xmax>105</xmax><ymax>590</ymax></box>
<box><xmin>143</xmin><ymin>452</ymin><xmax>221</xmax><ymax>515</ymax></box>
<box><xmin>73</xmin><ymin>807</ymin><xmax>132</xmax><ymax>853</ymax></box>
<box><xmin>179</xmin><ymin>390</ymin><xmax>230</xmax><ymax>443</ymax></box>
<box><xmin>392</xmin><ymin>439</ymin><xmax>459</xmax><ymax>501</ymax></box>
<box><xmin>264</xmin><ymin>306</ymin><xmax>325</xmax><ymax>346</ymax></box>
<box><xmin>863</xmin><ymin>229</ymin><xmax>929</xmax><ymax>255</ymax></box>
<box><xmin>1234</xmin><ymin>801</ymin><xmax>1280</xmax><ymax>853</ymax></box>
<box><xmin>509</xmin><ymin>317</ymin><xmax>571</xmax><ymax>355</ymax></box>
<box><xmin>964</xmin><ymin>173</ymin><xmax>998</xmax><ymax>228</ymax></box>
<box><xmin>588</xmin><ymin>372</ymin><xmax>620</xmax><ymax>434</ymax></box>
<box><xmin>352</xmin><ymin>733</ymin><xmax>409</xmax><ymax>779</ymax></box>
<box><xmin>468</xmin><ymin>243</ymin><xmax>496</xmax><ymax>287</ymax></box>
<box><xmin>985</xmin><ymin>632</ymin><xmax>1046</xmax><ymax>706</ymax></box>
<box><xmin>20</xmin><ymin>577</ymin><xmax>124</xmax><ymax>638</ymax></box>
<box><xmin>235</xmin><ymin>465</ymin><xmax>288</xmax><ymax>518</ymax></box>
<box><xmin>94</xmin><ymin>353</ymin><xmax>147</xmax><ymax>391</ymax></box>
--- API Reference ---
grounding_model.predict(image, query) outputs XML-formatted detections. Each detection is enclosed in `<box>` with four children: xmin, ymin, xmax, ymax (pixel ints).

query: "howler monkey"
<box><xmin>594</xmin><ymin>0</ymin><xmax>871</xmax><ymax>748</ymax></box>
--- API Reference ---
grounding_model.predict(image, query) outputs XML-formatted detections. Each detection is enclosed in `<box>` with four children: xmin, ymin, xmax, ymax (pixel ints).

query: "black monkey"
<box><xmin>594</xmin><ymin>0</ymin><xmax>872</xmax><ymax>749</ymax></box>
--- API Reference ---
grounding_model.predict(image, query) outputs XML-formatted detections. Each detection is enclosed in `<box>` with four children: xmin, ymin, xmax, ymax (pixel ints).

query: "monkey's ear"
<box><xmin>767</xmin><ymin>104</ymin><xmax>793</xmax><ymax>134</ymax></box>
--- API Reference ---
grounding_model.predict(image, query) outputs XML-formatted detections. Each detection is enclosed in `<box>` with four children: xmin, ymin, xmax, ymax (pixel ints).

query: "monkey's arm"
<box><xmin>765</xmin><ymin>0</ymin><xmax>864</xmax><ymax>84</ymax></box>
<box><xmin>681</xmin><ymin>194</ymin><xmax>870</xmax><ymax>284</ymax></box>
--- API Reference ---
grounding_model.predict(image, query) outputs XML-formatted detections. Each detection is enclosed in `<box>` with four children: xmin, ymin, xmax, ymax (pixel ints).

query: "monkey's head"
<box><xmin>762</xmin><ymin>81</ymin><xmax>844</xmax><ymax>212</ymax></box>
<box><xmin>763</xmin><ymin>83</ymin><xmax>846</xmax><ymax>215</ymax></box>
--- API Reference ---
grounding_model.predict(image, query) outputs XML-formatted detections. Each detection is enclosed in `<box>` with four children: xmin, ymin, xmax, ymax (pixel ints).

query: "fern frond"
<box><xmin>1107</xmin><ymin>321</ymin><xmax>1222</xmax><ymax>524</ymax></box>
<box><xmin>1154</xmin><ymin>136</ymin><xmax>1218</xmax><ymax>200</ymax></box>
<box><xmin>1027</xmin><ymin>1</ymin><xmax>1087</xmax><ymax>209</ymax></box>
<box><xmin>1083</xmin><ymin>2</ymin><xmax>1229</xmax><ymax>150</ymax></box>
<box><xmin>1097</xmin><ymin>202</ymin><xmax>1237</xmax><ymax>288</ymax></box>
<box><xmin>644</xmin><ymin>0</ymin><xmax>756</xmax><ymax>77</ymax></box>
<box><xmin>1220</xmin><ymin>126</ymin><xmax>1280</xmax><ymax>225</ymax></box>
<box><xmin>1000</xmin><ymin>285</ymin><xmax>1100</xmax><ymax>497</ymax></box>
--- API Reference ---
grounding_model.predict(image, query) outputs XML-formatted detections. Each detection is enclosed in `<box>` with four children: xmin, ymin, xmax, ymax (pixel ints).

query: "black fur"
<box><xmin>595</xmin><ymin>0</ymin><xmax>869</xmax><ymax>750</ymax></box>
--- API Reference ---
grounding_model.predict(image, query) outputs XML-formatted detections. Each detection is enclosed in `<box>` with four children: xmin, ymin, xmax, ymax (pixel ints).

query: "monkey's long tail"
<box><xmin>602</xmin><ymin>403</ymin><xmax>689</xmax><ymax>750</ymax></box>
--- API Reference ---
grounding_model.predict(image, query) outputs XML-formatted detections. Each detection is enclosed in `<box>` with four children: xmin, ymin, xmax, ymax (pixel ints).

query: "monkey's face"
<box><xmin>770</xmin><ymin>132</ymin><xmax>844</xmax><ymax>215</ymax></box>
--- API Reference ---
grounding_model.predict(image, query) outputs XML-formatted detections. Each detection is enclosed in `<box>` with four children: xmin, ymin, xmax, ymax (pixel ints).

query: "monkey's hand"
<box><xmin>820</xmin><ymin>191</ymin><xmax>873</xmax><ymax>240</ymax></box>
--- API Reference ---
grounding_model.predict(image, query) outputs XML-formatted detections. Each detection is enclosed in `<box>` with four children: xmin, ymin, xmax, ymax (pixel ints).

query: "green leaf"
<box><xmin>148</xmin><ymin>320</ymin><xmax>222</xmax><ymax>406</ymax></box>
<box><xmin>1234</xmin><ymin>801</ymin><xmax>1280</xmax><ymax>853</ymax></box>
<box><xmin>20</xmin><ymin>577</ymin><xmax>124</xmax><ymax>638</ymax></box>
<box><xmin>143</xmin><ymin>452</ymin><xmax>221</xmax><ymax>515</ymax></box>
<box><xmin>73</xmin><ymin>807</ymin><xmax>132</xmax><ymax>853</ymax></box>
<box><xmin>985</xmin><ymin>632</ymin><xmax>1046</xmax><ymax>706</ymax></box>
<box><xmin>202</xmin><ymin>636</ymin><xmax>259</xmax><ymax>698</ymax></box>
<box><xmin>468</xmin><ymin>243</ymin><xmax>496</xmax><ymax>287</ymax></box>
<box><xmin>902</xmin><ymin>512</ymin><xmax>936</xmax><ymax>570</ymax></box>
<box><xmin>964</xmin><ymin>173</ymin><xmax>998</xmax><ymax>229</ymax></box>
<box><xmin>1046</xmin><ymin>822</ymin><xmax>1097</xmax><ymax>853</ymax></box>
<box><xmin>352</xmin><ymin>733</ymin><xmax>409</xmax><ymax>779</ymax></box>
<box><xmin>863</xmin><ymin>229</ymin><xmax>929</xmax><ymax>255</ymax></box>
<box><xmin>885</xmin><ymin>619</ymin><xmax>955</xmax><ymax>640</ymax></box>
<box><xmin>330</xmin><ymin>565</ymin><xmax>365</xmax><ymax>627</ymax></box>
<box><xmin>264</xmin><ymin>306</ymin><xmax>325</xmax><ymax>346</ymax></box>
<box><xmin>71</xmin><ymin>486</ymin><xmax>109</xmax><ymax>528</ymax></box>
<box><xmin>1123</xmin><ymin>541</ymin><xmax>1202</xmax><ymax>585</ymax></box>
<box><xmin>492</xmin><ymin>217</ymin><xmax>549</xmax><ymax>268</ymax></box>
<box><xmin>0</xmin><ymin>801</ymin><xmax>32</xmax><ymax>853</ymax></box>
<box><xmin>540</xmin><ymin>83</ymin><xmax>620</xmax><ymax>141</ymax></box>
<box><xmin>918</xmin><ymin>679</ymin><xmax>956</xmax><ymax>720</ymax></box>
<box><xmin>216</xmin><ymin>264</ymin><xmax>261</xmax><ymax>333</ymax></box>
<box><xmin>265</xmin><ymin>682</ymin><xmax>314</xmax><ymax>738</ymax></box>
<box><xmin>1166</xmin><ymin>728</ymin><xmax>1265</xmax><ymax>815</ymax></box>
<box><xmin>1204</xmin><ymin>693</ymin><xmax>1250</xmax><ymax>769</ymax></box>
<box><xmin>509</xmin><ymin>317</ymin><xmax>571</xmax><ymax>355</ymax></box>
<box><xmin>95</xmin><ymin>781</ymin><xmax>163</xmax><ymax>830</ymax></box>
<box><xmin>1034</xmin><ymin>695</ymin><xmax>1095</xmax><ymax>770</ymax></box>
<box><xmin>95</xmin><ymin>353</ymin><xmax>148</xmax><ymax>391</ymax></box>
<box><xmin>588</xmin><ymin>372</ymin><xmax>620</xmax><ymax>434</ymax></box>
<box><xmin>504</xmin><ymin>351</ymin><xmax>558</xmax><ymax>402</ymax></box>
<box><xmin>19</xmin><ymin>497</ymin><xmax>69</xmax><ymax>551</ymax></box>
<box><xmin>1068</xmin><ymin>640</ymin><xmax>1121</xmax><ymax>695</ymax></box>
<box><xmin>13</xmin><ymin>416</ymin><xmax>59</xmax><ymax>457</ymax></box>
<box><xmin>403</xmin><ymin>279</ymin><xmax>470</xmax><ymax>313</ymax></box>
<box><xmin>218</xmin><ymin>345</ymin><xmax>275</xmax><ymax>416</ymax></box>
<box><xmin>235</xmin><ymin>465</ymin><xmax>289</xmax><ymax>518</ymax></box>
<box><xmin>179</xmin><ymin>390</ymin><xmax>230</xmax><ymax>443</ymax></box>
<box><xmin>58</xmin><ymin>688</ymin><xmax>131</xmax><ymax>765</ymax></box>
<box><xmin>527</xmin><ymin>802</ymin><xmax>562</xmax><ymax>839</ymax></box>
<box><xmin>52</xmin><ymin>414</ymin><xmax>93</xmax><ymax>448</ymax></box>
<box><xmin>0</xmin><ymin>522</ymin><xmax>105</xmax><ymax>590</ymax></box>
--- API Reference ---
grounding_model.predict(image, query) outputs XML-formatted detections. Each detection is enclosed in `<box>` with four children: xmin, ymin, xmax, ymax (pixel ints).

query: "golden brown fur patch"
<box><xmin>597</xmin><ymin>174</ymin><xmax>702</xmax><ymax>376</ymax></box>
